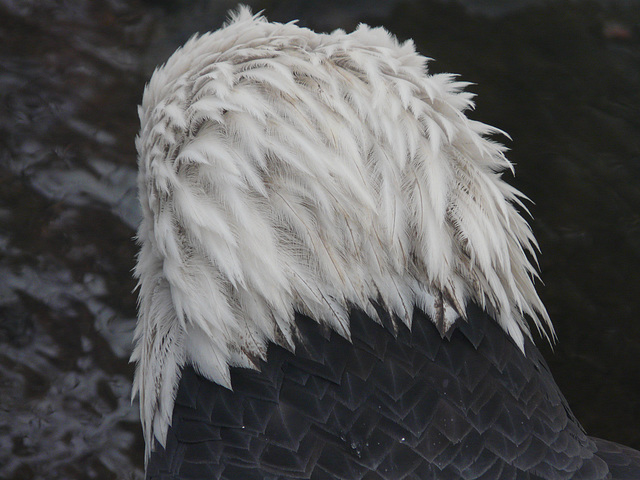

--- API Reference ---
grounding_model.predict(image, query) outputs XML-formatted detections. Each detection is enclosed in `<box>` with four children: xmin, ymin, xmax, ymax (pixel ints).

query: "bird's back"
<box><xmin>146</xmin><ymin>304</ymin><xmax>640</xmax><ymax>479</ymax></box>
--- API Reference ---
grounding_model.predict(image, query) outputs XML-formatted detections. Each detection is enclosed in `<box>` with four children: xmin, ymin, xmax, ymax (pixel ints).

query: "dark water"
<box><xmin>0</xmin><ymin>0</ymin><xmax>638</xmax><ymax>478</ymax></box>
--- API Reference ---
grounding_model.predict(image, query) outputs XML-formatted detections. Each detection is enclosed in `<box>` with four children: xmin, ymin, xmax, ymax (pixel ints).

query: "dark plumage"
<box><xmin>146</xmin><ymin>305</ymin><xmax>640</xmax><ymax>479</ymax></box>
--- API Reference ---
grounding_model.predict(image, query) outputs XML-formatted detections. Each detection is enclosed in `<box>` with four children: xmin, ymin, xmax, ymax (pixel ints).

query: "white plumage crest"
<box><xmin>132</xmin><ymin>6</ymin><xmax>552</xmax><ymax>456</ymax></box>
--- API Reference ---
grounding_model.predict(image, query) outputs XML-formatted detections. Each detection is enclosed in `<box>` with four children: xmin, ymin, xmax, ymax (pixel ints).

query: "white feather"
<box><xmin>132</xmin><ymin>6</ymin><xmax>553</xmax><ymax>459</ymax></box>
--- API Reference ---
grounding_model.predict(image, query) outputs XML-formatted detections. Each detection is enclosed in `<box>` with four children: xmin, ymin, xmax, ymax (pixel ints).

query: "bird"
<box><xmin>131</xmin><ymin>7</ymin><xmax>640</xmax><ymax>479</ymax></box>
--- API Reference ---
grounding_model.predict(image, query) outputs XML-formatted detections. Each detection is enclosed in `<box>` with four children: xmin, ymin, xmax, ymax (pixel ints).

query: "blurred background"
<box><xmin>1</xmin><ymin>0</ymin><xmax>639</xmax><ymax>478</ymax></box>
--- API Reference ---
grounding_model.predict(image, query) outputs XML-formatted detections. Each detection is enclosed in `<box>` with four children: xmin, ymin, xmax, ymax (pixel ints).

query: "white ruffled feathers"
<box><xmin>131</xmin><ymin>7</ymin><xmax>552</xmax><ymax>456</ymax></box>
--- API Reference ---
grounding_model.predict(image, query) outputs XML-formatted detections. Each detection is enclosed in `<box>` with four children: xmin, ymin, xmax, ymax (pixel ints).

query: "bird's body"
<box><xmin>132</xmin><ymin>8</ymin><xmax>640</xmax><ymax>479</ymax></box>
<box><xmin>146</xmin><ymin>305</ymin><xmax>640</xmax><ymax>480</ymax></box>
